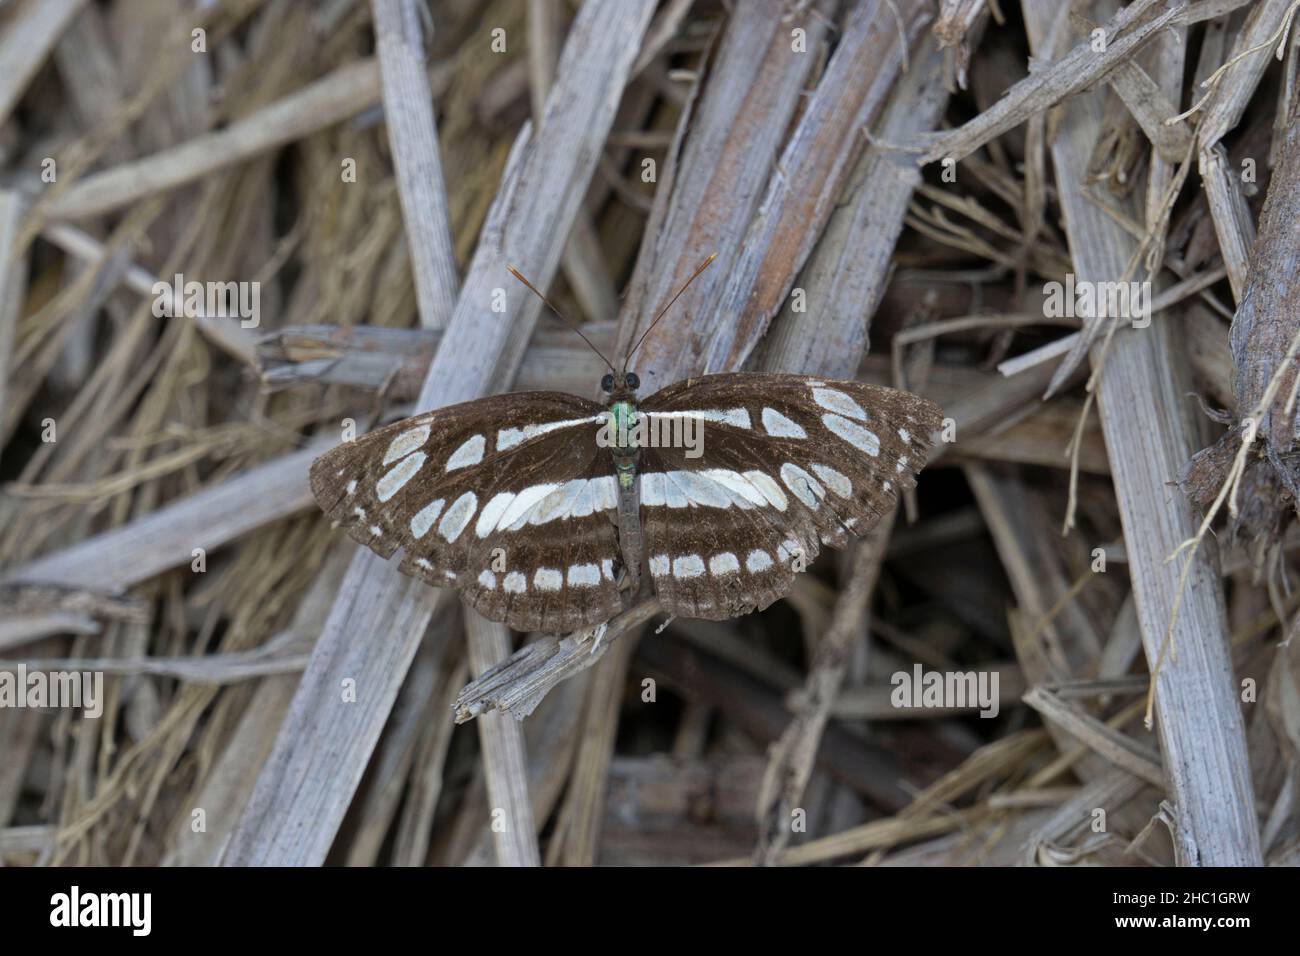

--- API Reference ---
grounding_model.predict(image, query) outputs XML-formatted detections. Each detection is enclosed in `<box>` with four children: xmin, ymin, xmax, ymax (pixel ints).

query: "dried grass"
<box><xmin>0</xmin><ymin>0</ymin><xmax>1295</xmax><ymax>867</ymax></box>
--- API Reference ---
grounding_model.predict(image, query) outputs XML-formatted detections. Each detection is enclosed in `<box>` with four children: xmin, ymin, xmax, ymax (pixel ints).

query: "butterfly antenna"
<box><xmin>507</xmin><ymin>266</ymin><xmax>616</xmax><ymax>373</ymax></box>
<box><xmin>623</xmin><ymin>252</ymin><xmax>717</xmax><ymax>374</ymax></box>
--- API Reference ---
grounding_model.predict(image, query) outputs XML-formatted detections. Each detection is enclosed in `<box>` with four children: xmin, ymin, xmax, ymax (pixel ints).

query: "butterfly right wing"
<box><xmin>635</xmin><ymin>373</ymin><xmax>942</xmax><ymax>620</ymax></box>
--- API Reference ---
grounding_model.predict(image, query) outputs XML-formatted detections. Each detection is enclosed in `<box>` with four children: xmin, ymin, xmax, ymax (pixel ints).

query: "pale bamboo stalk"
<box><xmin>220</xmin><ymin>0</ymin><xmax>656</xmax><ymax>867</ymax></box>
<box><xmin>919</xmin><ymin>0</ymin><xmax>1176</xmax><ymax>164</ymax></box>
<box><xmin>371</xmin><ymin>0</ymin><xmax>459</xmax><ymax>329</ymax></box>
<box><xmin>0</xmin><ymin>191</ymin><xmax>26</xmax><ymax>470</ymax></box>
<box><xmin>551</xmin><ymin>633</ymin><xmax>638</xmax><ymax>866</ymax></box>
<box><xmin>4</xmin><ymin>445</ymin><xmax>324</xmax><ymax>590</ymax></box>
<box><xmin>529</xmin><ymin>0</ymin><xmax>619</xmax><ymax>323</ymax></box>
<box><xmin>466</xmin><ymin>616</ymin><xmax>540</xmax><ymax>866</ymax></box>
<box><xmin>46</xmin><ymin>57</ymin><xmax>450</xmax><ymax>221</ymax></box>
<box><xmin>1021</xmin><ymin>0</ymin><xmax>1261</xmax><ymax>867</ymax></box>
<box><xmin>0</xmin><ymin>0</ymin><xmax>88</xmax><ymax>127</ymax></box>
<box><xmin>700</xmin><ymin>0</ymin><xmax>933</xmax><ymax>374</ymax></box>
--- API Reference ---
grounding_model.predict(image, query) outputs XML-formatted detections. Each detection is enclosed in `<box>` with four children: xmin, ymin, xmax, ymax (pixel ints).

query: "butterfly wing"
<box><xmin>310</xmin><ymin>391</ymin><xmax>629</xmax><ymax>633</ymax></box>
<box><xmin>636</xmin><ymin>373</ymin><xmax>942</xmax><ymax>620</ymax></box>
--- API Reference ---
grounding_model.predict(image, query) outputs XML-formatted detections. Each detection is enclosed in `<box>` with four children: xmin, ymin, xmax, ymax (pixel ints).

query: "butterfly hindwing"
<box><xmin>635</xmin><ymin>448</ymin><xmax>818</xmax><ymax>620</ymax></box>
<box><xmin>454</xmin><ymin>450</ymin><xmax>630</xmax><ymax>633</ymax></box>
<box><xmin>636</xmin><ymin>373</ymin><xmax>942</xmax><ymax>620</ymax></box>
<box><xmin>310</xmin><ymin>391</ymin><xmax>630</xmax><ymax>632</ymax></box>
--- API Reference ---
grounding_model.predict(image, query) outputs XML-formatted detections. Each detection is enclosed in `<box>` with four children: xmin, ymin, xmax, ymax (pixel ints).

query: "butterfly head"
<box><xmin>601</xmin><ymin>371</ymin><xmax>640</xmax><ymax>402</ymax></box>
<box><xmin>507</xmin><ymin>253</ymin><xmax>716</xmax><ymax>405</ymax></box>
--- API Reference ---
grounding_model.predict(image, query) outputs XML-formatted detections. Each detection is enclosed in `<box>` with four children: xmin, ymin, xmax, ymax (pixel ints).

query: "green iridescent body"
<box><xmin>608</xmin><ymin>400</ymin><xmax>639</xmax><ymax>490</ymax></box>
<box><xmin>607</xmin><ymin>395</ymin><xmax>642</xmax><ymax>591</ymax></box>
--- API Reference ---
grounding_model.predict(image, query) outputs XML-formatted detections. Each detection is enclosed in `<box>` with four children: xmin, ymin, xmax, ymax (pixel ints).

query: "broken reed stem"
<box><xmin>1060</xmin><ymin>129</ymin><xmax>1198</xmax><ymax>534</ymax></box>
<box><xmin>1167</xmin><ymin>0</ymin><xmax>1300</xmax><ymax>126</ymax></box>
<box><xmin>453</xmin><ymin>598</ymin><xmax>662</xmax><ymax>723</ymax></box>
<box><xmin>1152</xmin><ymin>319</ymin><xmax>1300</xmax><ymax>726</ymax></box>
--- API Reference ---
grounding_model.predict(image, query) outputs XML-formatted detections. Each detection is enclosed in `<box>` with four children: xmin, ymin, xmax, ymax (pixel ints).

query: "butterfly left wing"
<box><xmin>310</xmin><ymin>391</ymin><xmax>630</xmax><ymax>633</ymax></box>
<box><xmin>636</xmin><ymin>373</ymin><xmax>942</xmax><ymax>620</ymax></box>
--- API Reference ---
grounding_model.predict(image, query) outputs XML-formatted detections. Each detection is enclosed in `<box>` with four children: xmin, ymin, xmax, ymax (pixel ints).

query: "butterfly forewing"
<box><xmin>636</xmin><ymin>373</ymin><xmax>943</xmax><ymax>620</ymax></box>
<box><xmin>310</xmin><ymin>391</ymin><xmax>631</xmax><ymax>632</ymax></box>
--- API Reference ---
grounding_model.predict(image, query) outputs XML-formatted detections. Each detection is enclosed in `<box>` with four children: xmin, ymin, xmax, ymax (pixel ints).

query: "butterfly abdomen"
<box><xmin>605</xmin><ymin>399</ymin><xmax>645</xmax><ymax>589</ymax></box>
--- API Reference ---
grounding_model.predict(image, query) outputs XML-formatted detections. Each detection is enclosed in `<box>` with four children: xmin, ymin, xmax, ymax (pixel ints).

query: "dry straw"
<box><xmin>0</xmin><ymin>0</ymin><xmax>1294</xmax><ymax>867</ymax></box>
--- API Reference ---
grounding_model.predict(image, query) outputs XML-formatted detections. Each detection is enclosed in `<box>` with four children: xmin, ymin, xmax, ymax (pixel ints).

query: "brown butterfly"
<box><xmin>311</xmin><ymin>257</ymin><xmax>942</xmax><ymax>633</ymax></box>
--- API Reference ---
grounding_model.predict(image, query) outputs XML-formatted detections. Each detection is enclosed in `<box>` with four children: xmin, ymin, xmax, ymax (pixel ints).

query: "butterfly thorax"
<box><xmin>605</xmin><ymin>384</ymin><xmax>643</xmax><ymax>592</ymax></box>
<box><xmin>607</xmin><ymin>398</ymin><xmax>639</xmax><ymax>490</ymax></box>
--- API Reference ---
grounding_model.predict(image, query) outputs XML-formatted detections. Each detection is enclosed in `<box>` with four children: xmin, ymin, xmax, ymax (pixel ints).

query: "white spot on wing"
<box><xmin>811</xmin><ymin>463</ymin><xmax>851</xmax><ymax>497</ymax></box>
<box><xmin>478</xmin><ymin>570</ymin><xmax>496</xmax><ymax>589</ymax></box>
<box><xmin>410</xmin><ymin>499</ymin><xmax>445</xmax><ymax>539</ymax></box>
<box><xmin>383</xmin><ymin>424</ymin><xmax>430</xmax><ymax>464</ymax></box>
<box><xmin>780</xmin><ymin>463</ymin><xmax>824</xmax><ymax>507</ymax></box>
<box><xmin>898</xmin><ymin>427</ymin><xmax>910</xmax><ymax>442</ymax></box>
<box><xmin>531</xmin><ymin>480</ymin><xmax>585</xmax><ymax>525</ymax></box>
<box><xmin>649</xmin><ymin>554</ymin><xmax>670</xmax><ymax>576</ymax></box>
<box><xmin>716</xmin><ymin>408</ymin><xmax>751</xmax><ymax>429</ymax></box>
<box><xmin>438</xmin><ymin>492</ymin><xmax>477</xmax><ymax>542</ymax></box>
<box><xmin>670</xmin><ymin>471</ymin><xmax>731</xmax><ymax>509</ymax></box>
<box><xmin>568</xmin><ymin>563</ymin><xmax>600</xmax><ymax>587</ymax></box>
<box><xmin>822</xmin><ymin>413</ymin><xmax>880</xmax><ymax>455</ymax></box>
<box><xmin>700</xmin><ymin>469</ymin><xmax>762</xmax><ymax>508</ymax></box>
<box><xmin>641</xmin><ymin>473</ymin><xmax>665</xmax><ymax>507</ymax></box>
<box><xmin>376</xmin><ymin>452</ymin><xmax>425</xmax><ymax>502</ymax></box>
<box><xmin>708</xmin><ymin>552</ymin><xmax>740</xmax><ymax>575</ymax></box>
<box><xmin>589</xmin><ymin>476</ymin><xmax>618</xmax><ymax>512</ymax></box>
<box><xmin>496</xmin><ymin>483</ymin><xmax>559</xmax><ymax>530</ymax></box>
<box><xmin>534</xmin><ymin>568</ymin><xmax>562</xmax><ymax>591</ymax></box>
<box><xmin>601</xmin><ymin>559</ymin><xmax>615</xmax><ymax>580</ymax></box>
<box><xmin>812</xmin><ymin>387</ymin><xmax>867</xmax><ymax>421</ymax></box>
<box><xmin>569</xmin><ymin>479</ymin><xmax>596</xmax><ymax>518</ymax></box>
<box><xmin>673</xmin><ymin>555</ymin><xmax>706</xmax><ymax>578</ymax></box>
<box><xmin>743</xmin><ymin>471</ymin><xmax>788</xmax><ymax>511</ymax></box>
<box><xmin>475</xmin><ymin>479</ymin><xmax>618</xmax><ymax>536</ymax></box>
<box><xmin>445</xmin><ymin>434</ymin><xmax>485</xmax><ymax>471</ymax></box>
<box><xmin>639</xmin><ymin>470</ymin><xmax>790</xmax><ymax>511</ymax></box>
<box><xmin>746</xmin><ymin>549</ymin><xmax>773</xmax><ymax>572</ymax></box>
<box><xmin>476</xmin><ymin>492</ymin><xmax>515</xmax><ymax>538</ymax></box>
<box><xmin>647</xmin><ymin>408</ymin><xmax>750</xmax><ymax>429</ymax></box>
<box><xmin>762</xmin><ymin>407</ymin><xmax>806</xmax><ymax>438</ymax></box>
<box><xmin>496</xmin><ymin>416</ymin><xmax>602</xmax><ymax>451</ymax></box>
<box><xmin>503</xmin><ymin>571</ymin><xmax>526</xmax><ymax>594</ymax></box>
<box><xmin>654</xmin><ymin>473</ymin><xmax>688</xmax><ymax>508</ymax></box>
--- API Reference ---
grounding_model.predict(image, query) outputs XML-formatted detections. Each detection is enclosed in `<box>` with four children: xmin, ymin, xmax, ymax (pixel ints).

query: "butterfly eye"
<box><xmin>625</xmin><ymin>372</ymin><xmax>640</xmax><ymax>390</ymax></box>
<box><xmin>600</xmin><ymin>373</ymin><xmax>614</xmax><ymax>392</ymax></box>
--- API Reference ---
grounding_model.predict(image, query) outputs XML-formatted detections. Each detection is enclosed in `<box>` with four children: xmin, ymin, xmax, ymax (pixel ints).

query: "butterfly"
<box><xmin>309</xmin><ymin>256</ymin><xmax>943</xmax><ymax>634</ymax></box>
